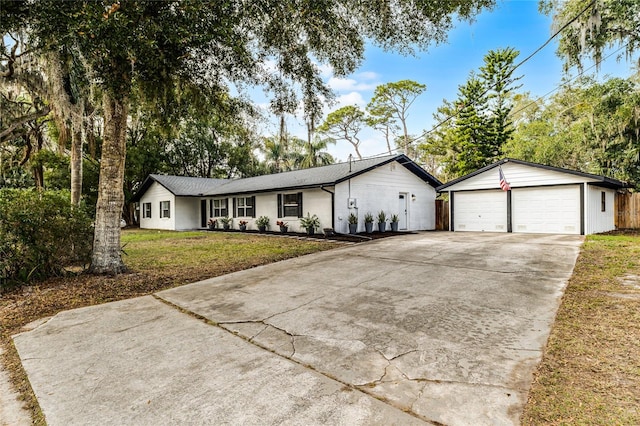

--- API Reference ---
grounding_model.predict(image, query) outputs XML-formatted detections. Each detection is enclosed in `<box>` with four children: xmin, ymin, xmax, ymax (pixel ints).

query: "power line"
<box><xmin>508</xmin><ymin>42</ymin><xmax>629</xmax><ymax>119</ymax></box>
<box><xmin>364</xmin><ymin>0</ymin><xmax>598</xmax><ymax>160</ymax></box>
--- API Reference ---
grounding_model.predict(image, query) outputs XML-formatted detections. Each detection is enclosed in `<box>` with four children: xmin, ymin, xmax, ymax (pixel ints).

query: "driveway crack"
<box><xmin>263</xmin><ymin>295</ymin><xmax>327</xmax><ymax>321</ymax></box>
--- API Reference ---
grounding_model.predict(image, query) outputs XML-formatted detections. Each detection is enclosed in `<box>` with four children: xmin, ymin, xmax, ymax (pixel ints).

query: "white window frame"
<box><xmin>160</xmin><ymin>200</ymin><xmax>171</xmax><ymax>219</ymax></box>
<box><xmin>282</xmin><ymin>193</ymin><xmax>300</xmax><ymax>217</ymax></box>
<box><xmin>210</xmin><ymin>198</ymin><xmax>228</xmax><ymax>217</ymax></box>
<box><xmin>235</xmin><ymin>196</ymin><xmax>254</xmax><ymax>217</ymax></box>
<box><xmin>142</xmin><ymin>202</ymin><xmax>152</xmax><ymax>218</ymax></box>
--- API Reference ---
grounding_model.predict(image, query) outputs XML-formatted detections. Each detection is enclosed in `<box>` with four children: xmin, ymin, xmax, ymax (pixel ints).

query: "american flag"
<box><xmin>499</xmin><ymin>167</ymin><xmax>511</xmax><ymax>191</ymax></box>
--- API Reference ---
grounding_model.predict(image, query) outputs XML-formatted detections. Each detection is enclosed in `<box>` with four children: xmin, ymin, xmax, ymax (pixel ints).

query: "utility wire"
<box><xmin>364</xmin><ymin>0</ymin><xmax>598</xmax><ymax>160</ymax></box>
<box><xmin>508</xmin><ymin>42</ymin><xmax>629</xmax><ymax>119</ymax></box>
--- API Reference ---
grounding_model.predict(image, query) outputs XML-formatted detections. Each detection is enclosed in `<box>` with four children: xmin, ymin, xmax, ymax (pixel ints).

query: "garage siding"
<box><xmin>441</xmin><ymin>161</ymin><xmax>623</xmax><ymax>235</ymax></box>
<box><xmin>586</xmin><ymin>186</ymin><xmax>616</xmax><ymax>234</ymax></box>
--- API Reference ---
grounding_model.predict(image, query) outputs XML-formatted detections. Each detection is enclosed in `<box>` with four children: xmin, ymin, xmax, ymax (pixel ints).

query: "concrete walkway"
<box><xmin>13</xmin><ymin>232</ymin><xmax>583</xmax><ymax>425</ymax></box>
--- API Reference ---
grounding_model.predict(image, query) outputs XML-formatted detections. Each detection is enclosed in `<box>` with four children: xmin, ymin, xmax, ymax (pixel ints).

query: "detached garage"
<box><xmin>437</xmin><ymin>159</ymin><xmax>626</xmax><ymax>235</ymax></box>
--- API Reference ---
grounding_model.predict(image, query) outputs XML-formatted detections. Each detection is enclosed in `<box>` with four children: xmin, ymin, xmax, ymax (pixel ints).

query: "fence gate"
<box><xmin>615</xmin><ymin>192</ymin><xmax>640</xmax><ymax>229</ymax></box>
<box><xmin>435</xmin><ymin>199</ymin><xmax>449</xmax><ymax>231</ymax></box>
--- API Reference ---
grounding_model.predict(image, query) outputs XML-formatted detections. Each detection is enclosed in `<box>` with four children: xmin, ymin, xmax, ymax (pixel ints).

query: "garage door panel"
<box><xmin>512</xmin><ymin>186</ymin><xmax>580</xmax><ymax>234</ymax></box>
<box><xmin>454</xmin><ymin>190</ymin><xmax>507</xmax><ymax>232</ymax></box>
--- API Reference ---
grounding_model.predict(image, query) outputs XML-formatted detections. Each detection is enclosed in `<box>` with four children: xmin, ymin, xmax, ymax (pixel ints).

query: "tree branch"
<box><xmin>0</xmin><ymin>105</ymin><xmax>51</xmax><ymax>142</ymax></box>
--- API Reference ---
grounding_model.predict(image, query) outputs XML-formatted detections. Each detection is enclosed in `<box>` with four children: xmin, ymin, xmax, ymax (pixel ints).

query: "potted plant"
<box><xmin>207</xmin><ymin>218</ymin><xmax>218</xmax><ymax>230</ymax></box>
<box><xmin>377</xmin><ymin>210</ymin><xmax>387</xmax><ymax>232</ymax></box>
<box><xmin>364</xmin><ymin>212</ymin><xmax>374</xmax><ymax>234</ymax></box>
<box><xmin>276</xmin><ymin>220</ymin><xmax>288</xmax><ymax>233</ymax></box>
<box><xmin>238</xmin><ymin>220</ymin><xmax>248</xmax><ymax>231</ymax></box>
<box><xmin>220</xmin><ymin>216</ymin><xmax>232</xmax><ymax>231</ymax></box>
<box><xmin>256</xmin><ymin>216</ymin><xmax>270</xmax><ymax>233</ymax></box>
<box><xmin>390</xmin><ymin>213</ymin><xmax>399</xmax><ymax>232</ymax></box>
<box><xmin>299</xmin><ymin>213</ymin><xmax>320</xmax><ymax>236</ymax></box>
<box><xmin>348</xmin><ymin>212</ymin><xmax>358</xmax><ymax>234</ymax></box>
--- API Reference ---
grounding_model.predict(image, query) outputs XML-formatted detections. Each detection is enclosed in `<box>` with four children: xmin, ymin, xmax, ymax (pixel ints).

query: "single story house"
<box><xmin>132</xmin><ymin>154</ymin><xmax>442</xmax><ymax>233</ymax></box>
<box><xmin>437</xmin><ymin>158</ymin><xmax>626</xmax><ymax>235</ymax></box>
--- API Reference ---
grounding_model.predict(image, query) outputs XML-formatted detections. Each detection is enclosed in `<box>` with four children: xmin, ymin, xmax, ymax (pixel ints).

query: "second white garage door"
<box><xmin>512</xmin><ymin>185</ymin><xmax>581</xmax><ymax>234</ymax></box>
<box><xmin>454</xmin><ymin>190</ymin><xmax>508</xmax><ymax>232</ymax></box>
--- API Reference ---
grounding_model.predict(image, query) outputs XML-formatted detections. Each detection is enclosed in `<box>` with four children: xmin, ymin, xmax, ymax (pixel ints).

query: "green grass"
<box><xmin>522</xmin><ymin>232</ymin><xmax>640</xmax><ymax>425</ymax></box>
<box><xmin>121</xmin><ymin>229</ymin><xmax>336</xmax><ymax>276</ymax></box>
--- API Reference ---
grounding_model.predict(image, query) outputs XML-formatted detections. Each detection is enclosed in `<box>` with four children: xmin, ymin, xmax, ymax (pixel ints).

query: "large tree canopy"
<box><xmin>2</xmin><ymin>0</ymin><xmax>495</xmax><ymax>274</ymax></box>
<box><xmin>541</xmin><ymin>0</ymin><xmax>640</xmax><ymax>70</ymax></box>
<box><xmin>504</xmin><ymin>76</ymin><xmax>640</xmax><ymax>189</ymax></box>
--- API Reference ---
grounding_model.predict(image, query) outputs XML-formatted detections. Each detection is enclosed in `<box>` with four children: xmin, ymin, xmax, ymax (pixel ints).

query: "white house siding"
<box><xmin>203</xmin><ymin>190</ymin><xmax>332</xmax><ymax>233</ymax></box>
<box><xmin>295</xmin><ymin>189</ymin><xmax>333</xmax><ymax>233</ymax></box>
<box><xmin>334</xmin><ymin>162</ymin><xmax>436</xmax><ymax>233</ymax></box>
<box><xmin>139</xmin><ymin>182</ymin><xmax>176</xmax><ymax>230</ymax></box>
<box><xmin>175</xmin><ymin>197</ymin><xmax>200</xmax><ymax>230</ymax></box>
<box><xmin>586</xmin><ymin>185</ymin><xmax>616</xmax><ymax>234</ymax></box>
<box><xmin>444</xmin><ymin>162</ymin><xmax>599</xmax><ymax>191</ymax></box>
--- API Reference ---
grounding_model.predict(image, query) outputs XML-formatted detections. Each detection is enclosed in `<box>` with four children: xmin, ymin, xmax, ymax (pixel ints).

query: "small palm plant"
<box><xmin>377</xmin><ymin>210</ymin><xmax>387</xmax><ymax>232</ymax></box>
<box><xmin>299</xmin><ymin>213</ymin><xmax>321</xmax><ymax>235</ymax></box>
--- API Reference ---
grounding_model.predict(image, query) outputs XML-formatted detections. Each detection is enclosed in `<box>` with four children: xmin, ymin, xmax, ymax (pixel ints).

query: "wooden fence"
<box><xmin>435</xmin><ymin>199</ymin><xmax>449</xmax><ymax>231</ymax></box>
<box><xmin>615</xmin><ymin>192</ymin><xmax>640</xmax><ymax>229</ymax></box>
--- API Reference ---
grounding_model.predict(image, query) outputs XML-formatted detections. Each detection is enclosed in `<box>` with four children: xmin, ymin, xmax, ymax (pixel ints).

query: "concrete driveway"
<box><xmin>13</xmin><ymin>232</ymin><xmax>582</xmax><ymax>425</ymax></box>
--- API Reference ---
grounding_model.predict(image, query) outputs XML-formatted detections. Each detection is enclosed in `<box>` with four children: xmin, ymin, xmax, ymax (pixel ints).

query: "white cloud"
<box><xmin>328</xmin><ymin>77</ymin><xmax>378</xmax><ymax>92</ymax></box>
<box><xmin>335</xmin><ymin>91</ymin><xmax>366</xmax><ymax>107</ymax></box>
<box><xmin>357</xmin><ymin>71</ymin><xmax>380</xmax><ymax>81</ymax></box>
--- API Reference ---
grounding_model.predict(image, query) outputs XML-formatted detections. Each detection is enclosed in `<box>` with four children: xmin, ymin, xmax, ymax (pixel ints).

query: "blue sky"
<box><xmin>254</xmin><ymin>0</ymin><xmax>636</xmax><ymax>162</ymax></box>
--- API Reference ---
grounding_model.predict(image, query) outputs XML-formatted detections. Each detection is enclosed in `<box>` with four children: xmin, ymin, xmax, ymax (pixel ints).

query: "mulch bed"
<box><xmin>206</xmin><ymin>228</ymin><xmax>416</xmax><ymax>243</ymax></box>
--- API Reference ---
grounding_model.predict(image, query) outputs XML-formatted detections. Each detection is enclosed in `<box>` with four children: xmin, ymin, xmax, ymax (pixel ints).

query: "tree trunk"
<box><xmin>89</xmin><ymin>92</ymin><xmax>128</xmax><ymax>275</ymax></box>
<box><xmin>70</xmin><ymin>100</ymin><xmax>84</xmax><ymax>206</ymax></box>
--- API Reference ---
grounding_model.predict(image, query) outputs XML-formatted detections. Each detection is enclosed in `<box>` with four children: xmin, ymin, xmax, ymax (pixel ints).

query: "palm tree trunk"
<box><xmin>89</xmin><ymin>92</ymin><xmax>128</xmax><ymax>275</ymax></box>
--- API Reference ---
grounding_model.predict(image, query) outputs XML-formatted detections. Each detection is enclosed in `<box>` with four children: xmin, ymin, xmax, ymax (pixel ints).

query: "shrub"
<box><xmin>0</xmin><ymin>189</ymin><xmax>94</xmax><ymax>289</ymax></box>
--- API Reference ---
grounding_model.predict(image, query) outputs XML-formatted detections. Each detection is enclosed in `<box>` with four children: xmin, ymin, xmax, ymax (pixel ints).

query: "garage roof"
<box><xmin>437</xmin><ymin>158</ymin><xmax>627</xmax><ymax>191</ymax></box>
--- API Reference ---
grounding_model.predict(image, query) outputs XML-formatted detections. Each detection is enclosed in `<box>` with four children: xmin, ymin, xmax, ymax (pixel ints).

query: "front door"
<box><xmin>398</xmin><ymin>193</ymin><xmax>408</xmax><ymax>230</ymax></box>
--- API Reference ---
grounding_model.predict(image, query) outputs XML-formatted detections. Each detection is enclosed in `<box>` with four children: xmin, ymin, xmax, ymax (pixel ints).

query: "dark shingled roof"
<box><xmin>132</xmin><ymin>154</ymin><xmax>441</xmax><ymax>201</ymax></box>
<box><xmin>131</xmin><ymin>175</ymin><xmax>227</xmax><ymax>202</ymax></box>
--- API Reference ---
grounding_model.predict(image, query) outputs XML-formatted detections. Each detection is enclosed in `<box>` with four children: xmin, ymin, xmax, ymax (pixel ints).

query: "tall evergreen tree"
<box><xmin>419</xmin><ymin>48</ymin><xmax>521</xmax><ymax>178</ymax></box>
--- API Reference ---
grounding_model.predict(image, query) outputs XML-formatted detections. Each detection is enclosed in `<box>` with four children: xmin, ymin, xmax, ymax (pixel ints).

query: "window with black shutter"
<box><xmin>278</xmin><ymin>192</ymin><xmax>303</xmax><ymax>217</ymax></box>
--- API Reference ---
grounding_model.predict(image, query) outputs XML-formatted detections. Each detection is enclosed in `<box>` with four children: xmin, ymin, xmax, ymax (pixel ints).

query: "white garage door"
<box><xmin>454</xmin><ymin>190</ymin><xmax>507</xmax><ymax>232</ymax></box>
<box><xmin>512</xmin><ymin>185</ymin><xmax>581</xmax><ymax>234</ymax></box>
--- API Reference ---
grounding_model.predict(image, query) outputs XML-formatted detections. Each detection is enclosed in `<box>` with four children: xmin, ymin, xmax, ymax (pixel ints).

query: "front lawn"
<box><xmin>523</xmin><ymin>231</ymin><xmax>640</xmax><ymax>424</ymax></box>
<box><xmin>0</xmin><ymin>229</ymin><xmax>339</xmax><ymax>424</ymax></box>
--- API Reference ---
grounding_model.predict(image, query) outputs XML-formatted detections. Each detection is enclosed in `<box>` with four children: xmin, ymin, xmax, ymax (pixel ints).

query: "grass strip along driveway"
<box><xmin>523</xmin><ymin>232</ymin><xmax>640</xmax><ymax>425</ymax></box>
<box><xmin>0</xmin><ymin>229</ymin><xmax>338</xmax><ymax>424</ymax></box>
